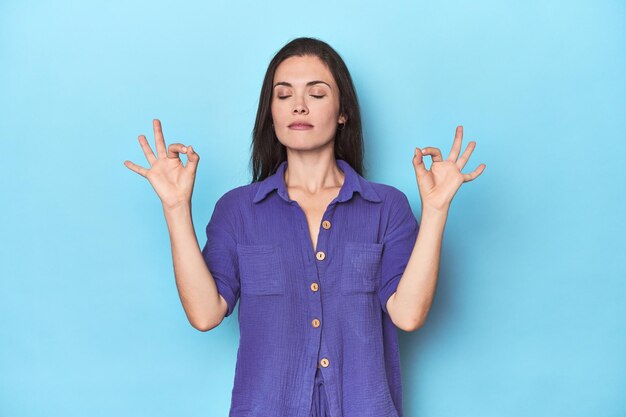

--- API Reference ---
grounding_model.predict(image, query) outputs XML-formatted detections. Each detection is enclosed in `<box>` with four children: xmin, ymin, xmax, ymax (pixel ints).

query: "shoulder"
<box><xmin>365</xmin><ymin>179</ymin><xmax>411</xmax><ymax>206</ymax></box>
<box><xmin>215</xmin><ymin>184</ymin><xmax>249</xmax><ymax>205</ymax></box>
<box><xmin>210</xmin><ymin>182</ymin><xmax>268</xmax><ymax>223</ymax></box>
<box><xmin>214</xmin><ymin>182</ymin><xmax>260</xmax><ymax>207</ymax></box>
<box><xmin>209</xmin><ymin>184</ymin><xmax>254</xmax><ymax>227</ymax></box>
<box><xmin>363</xmin><ymin>179</ymin><xmax>416</xmax><ymax>228</ymax></box>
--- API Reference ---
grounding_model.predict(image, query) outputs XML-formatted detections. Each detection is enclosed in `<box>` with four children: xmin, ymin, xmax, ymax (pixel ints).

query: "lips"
<box><xmin>289</xmin><ymin>122</ymin><xmax>313</xmax><ymax>130</ymax></box>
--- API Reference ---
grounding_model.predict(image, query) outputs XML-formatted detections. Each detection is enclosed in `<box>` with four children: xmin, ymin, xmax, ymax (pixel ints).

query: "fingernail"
<box><xmin>422</xmin><ymin>149</ymin><xmax>427</xmax><ymax>153</ymax></box>
<box><xmin>182</xmin><ymin>146</ymin><xmax>187</xmax><ymax>152</ymax></box>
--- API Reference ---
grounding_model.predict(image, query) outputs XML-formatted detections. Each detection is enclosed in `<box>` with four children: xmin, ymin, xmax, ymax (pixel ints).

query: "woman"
<box><xmin>124</xmin><ymin>37</ymin><xmax>484</xmax><ymax>417</ymax></box>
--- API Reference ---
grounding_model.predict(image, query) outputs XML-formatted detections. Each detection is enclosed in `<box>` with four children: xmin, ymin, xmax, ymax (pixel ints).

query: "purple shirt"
<box><xmin>201</xmin><ymin>159</ymin><xmax>420</xmax><ymax>417</ymax></box>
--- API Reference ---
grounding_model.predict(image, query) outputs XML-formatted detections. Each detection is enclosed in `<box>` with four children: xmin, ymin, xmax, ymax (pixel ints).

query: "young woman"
<box><xmin>124</xmin><ymin>37</ymin><xmax>484</xmax><ymax>417</ymax></box>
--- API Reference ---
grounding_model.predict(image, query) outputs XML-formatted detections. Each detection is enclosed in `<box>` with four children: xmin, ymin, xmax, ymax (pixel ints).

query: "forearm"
<box><xmin>392</xmin><ymin>205</ymin><xmax>448</xmax><ymax>330</ymax></box>
<box><xmin>163</xmin><ymin>203</ymin><xmax>224</xmax><ymax>331</ymax></box>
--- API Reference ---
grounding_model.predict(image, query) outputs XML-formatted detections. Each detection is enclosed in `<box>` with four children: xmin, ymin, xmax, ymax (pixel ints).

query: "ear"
<box><xmin>338</xmin><ymin>113</ymin><xmax>348</xmax><ymax>124</ymax></box>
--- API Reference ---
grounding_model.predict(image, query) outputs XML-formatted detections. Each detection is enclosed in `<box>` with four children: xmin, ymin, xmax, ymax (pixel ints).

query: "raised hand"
<box><xmin>412</xmin><ymin>125</ymin><xmax>485</xmax><ymax>212</ymax></box>
<box><xmin>124</xmin><ymin>119</ymin><xmax>200</xmax><ymax>210</ymax></box>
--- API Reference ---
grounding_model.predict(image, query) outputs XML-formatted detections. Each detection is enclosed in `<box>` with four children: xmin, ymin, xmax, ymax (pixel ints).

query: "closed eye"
<box><xmin>277</xmin><ymin>95</ymin><xmax>326</xmax><ymax>100</ymax></box>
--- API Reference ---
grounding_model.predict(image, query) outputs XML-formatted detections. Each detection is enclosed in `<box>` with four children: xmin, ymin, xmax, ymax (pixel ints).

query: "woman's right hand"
<box><xmin>124</xmin><ymin>119</ymin><xmax>200</xmax><ymax>210</ymax></box>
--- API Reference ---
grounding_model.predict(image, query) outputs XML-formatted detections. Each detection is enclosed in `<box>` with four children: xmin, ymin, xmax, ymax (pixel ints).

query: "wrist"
<box><xmin>163</xmin><ymin>202</ymin><xmax>193</xmax><ymax>235</ymax></box>
<box><xmin>163</xmin><ymin>201</ymin><xmax>192</xmax><ymax>217</ymax></box>
<box><xmin>421</xmin><ymin>203</ymin><xmax>449</xmax><ymax>222</ymax></box>
<box><xmin>421</xmin><ymin>200</ymin><xmax>450</xmax><ymax>215</ymax></box>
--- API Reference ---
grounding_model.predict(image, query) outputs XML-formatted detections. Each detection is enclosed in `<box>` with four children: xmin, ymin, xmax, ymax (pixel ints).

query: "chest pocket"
<box><xmin>341</xmin><ymin>241</ymin><xmax>384</xmax><ymax>294</ymax></box>
<box><xmin>236</xmin><ymin>244</ymin><xmax>286</xmax><ymax>296</ymax></box>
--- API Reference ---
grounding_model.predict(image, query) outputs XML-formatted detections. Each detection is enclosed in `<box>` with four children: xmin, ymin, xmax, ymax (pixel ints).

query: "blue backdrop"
<box><xmin>1</xmin><ymin>1</ymin><xmax>624</xmax><ymax>416</ymax></box>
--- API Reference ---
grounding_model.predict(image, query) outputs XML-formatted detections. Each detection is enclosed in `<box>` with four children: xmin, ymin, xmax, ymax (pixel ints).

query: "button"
<box><xmin>322</xmin><ymin>220</ymin><xmax>331</xmax><ymax>229</ymax></box>
<box><xmin>311</xmin><ymin>318</ymin><xmax>320</xmax><ymax>328</ymax></box>
<box><xmin>310</xmin><ymin>282</ymin><xmax>319</xmax><ymax>291</ymax></box>
<box><xmin>320</xmin><ymin>358</ymin><xmax>330</xmax><ymax>368</ymax></box>
<box><xmin>315</xmin><ymin>251</ymin><xmax>326</xmax><ymax>261</ymax></box>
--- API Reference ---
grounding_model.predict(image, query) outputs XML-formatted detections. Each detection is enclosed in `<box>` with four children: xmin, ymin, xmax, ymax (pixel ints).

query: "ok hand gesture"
<box><xmin>124</xmin><ymin>119</ymin><xmax>200</xmax><ymax>210</ymax></box>
<box><xmin>413</xmin><ymin>125</ymin><xmax>485</xmax><ymax>212</ymax></box>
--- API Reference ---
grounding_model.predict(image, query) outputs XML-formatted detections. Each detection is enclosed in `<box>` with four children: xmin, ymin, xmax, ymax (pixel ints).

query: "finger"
<box><xmin>123</xmin><ymin>159</ymin><xmax>149</xmax><ymax>178</ymax></box>
<box><xmin>456</xmin><ymin>141</ymin><xmax>476</xmax><ymax>170</ymax></box>
<box><xmin>185</xmin><ymin>145</ymin><xmax>200</xmax><ymax>171</ymax></box>
<box><xmin>138</xmin><ymin>134</ymin><xmax>157</xmax><ymax>165</ymax></box>
<box><xmin>153</xmin><ymin>119</ymin><xmax>167</xmax><ymax>159</ymax></box>
<box><xmin>167</xmin><ymin>143</ymin><xmax>187</xmax><ymax>159</ymax></box>
<box><xmin>421</xmin><ymin>147</ymin><xmax>444</xmax><ymax>162</ymax></box>
<box><xmin>447</xmin><ymin>125</ymin><xmax>463</xmax><ymax>161</ymax></box>
<box><xmin>462</xmin><ymin>164</ymin><xmax>486</xmax><ymax>182</ymax></box>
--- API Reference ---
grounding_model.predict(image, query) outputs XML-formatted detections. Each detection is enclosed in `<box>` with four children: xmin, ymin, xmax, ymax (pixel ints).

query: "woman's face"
<box><xmin>271</xmin><ymin>55</ymin><xmax>347</xmax><ymax>152</ymax></box>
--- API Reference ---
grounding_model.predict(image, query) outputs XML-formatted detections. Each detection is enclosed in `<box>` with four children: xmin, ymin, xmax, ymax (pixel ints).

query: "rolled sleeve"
<box><xmin>378</xmin><ymin>190</ymin><xmax>419</xmax><ymax>315</ymax></box>
<box><xmin>201</xmin><ymin>195</ymin><xmax>240</xmax><ymax>318</ymax></box>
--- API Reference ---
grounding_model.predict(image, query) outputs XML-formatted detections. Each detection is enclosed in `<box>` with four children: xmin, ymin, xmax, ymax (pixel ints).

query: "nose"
<box><xmin>292</xmin><ymin>95</ymin><xmax>309</xmax><ymax>115</ymax></box>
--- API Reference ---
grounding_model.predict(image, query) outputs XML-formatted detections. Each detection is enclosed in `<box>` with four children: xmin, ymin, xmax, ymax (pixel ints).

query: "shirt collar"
<box><xmin>252</xmin><ymin>159</ymin><xmax>382</xmax><ymax>204</ymax></box>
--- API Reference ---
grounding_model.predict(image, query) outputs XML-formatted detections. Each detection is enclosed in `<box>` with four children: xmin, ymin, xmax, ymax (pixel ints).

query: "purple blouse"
<box><xmin>201</xmin><ymin>159</ymin><xmax>420</xmax><ymax>416</ymax></box>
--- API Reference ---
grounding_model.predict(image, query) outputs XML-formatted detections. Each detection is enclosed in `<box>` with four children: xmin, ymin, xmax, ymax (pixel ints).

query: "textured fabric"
<box><xmin>201</xmin><ymin>159</ymin><xmax>420</xmax><ymax>417</ymax></box>
<box><xmin>310</xmin><ymin>366</ymin><xmax>330</xmax><ymax>417</ymax></box>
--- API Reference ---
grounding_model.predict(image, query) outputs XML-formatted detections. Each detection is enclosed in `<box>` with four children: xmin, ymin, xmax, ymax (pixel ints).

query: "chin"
<box><xmin>277</xmin><ymin>130</ymin><xmax>335</xmax><ymax>147</ymax></box>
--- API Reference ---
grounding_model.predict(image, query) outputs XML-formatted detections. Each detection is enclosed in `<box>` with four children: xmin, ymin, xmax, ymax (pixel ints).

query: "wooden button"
<box><xmin>310</xmin><ymin>282</ymin><xmax>319</xmax><ymax>291</ymax></box>
<box><xmin>320</xmin><ymin>358</ymin><xmax>330</xmax><ymax>368</ymax></box>
<box><xmin>322</xmin><ymin>220</ymin><xmax>331</xmax><ymax>229</ymax></box>
<box><xmin>312</xmin><ymin>318</ymin><xmax>320</xmax><ymax>328</ymax></box>
<box><xmin>315</xmin><ymin>251</ymin><xmax>326</xmax><ymax>261</ymax></box>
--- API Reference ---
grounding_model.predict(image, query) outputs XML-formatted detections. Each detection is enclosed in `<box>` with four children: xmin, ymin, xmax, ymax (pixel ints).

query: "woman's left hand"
<box><xmin>413</xmin><ymin>125</ymin><xmax>485</xmax><ymax>212</ymax></box>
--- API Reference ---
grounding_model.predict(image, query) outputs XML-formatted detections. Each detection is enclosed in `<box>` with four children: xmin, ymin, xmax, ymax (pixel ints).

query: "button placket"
<box><xmin>291</xmin><ymin>202</ymin><xmax>329</xmax><ymax>376</ymax></box>
<box><xmin>314</xmin><ymin>216</ymin><xmax>334</xmax><ymax>371</ymax></box>
<box><xmin>293</xmin><ymin>201</ymin><xmax>337</xmax><ymax>377</ymax></box>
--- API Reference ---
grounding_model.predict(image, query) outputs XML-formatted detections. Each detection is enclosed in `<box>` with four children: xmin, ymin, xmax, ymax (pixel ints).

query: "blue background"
<box><xmin>1</xmin><ymin>0</ymin><xmax>624</xmax><ymax>416</ymax></box>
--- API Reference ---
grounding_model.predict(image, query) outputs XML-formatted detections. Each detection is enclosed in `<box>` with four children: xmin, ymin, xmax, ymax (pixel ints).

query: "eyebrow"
<box><xmin>273</xmin><ymin>80</ymin><xmax>332</xmax><ymax>90</ymax></box>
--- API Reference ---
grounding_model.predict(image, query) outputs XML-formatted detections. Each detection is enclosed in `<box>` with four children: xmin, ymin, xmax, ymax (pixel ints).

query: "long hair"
<box><xmin>250</xmin><ymin>37</ymin><xmax>366</xmax><ymax>183</ymax></box>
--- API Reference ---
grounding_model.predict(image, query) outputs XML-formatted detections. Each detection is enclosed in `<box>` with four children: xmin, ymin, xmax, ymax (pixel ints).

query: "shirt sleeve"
<box><xmin>378</xmin><ymin>190</ymin><xmax>420</xmax><ymax>316</ymax></box>
<box><xmin>201</xmin><ymin>194</ymin><xmax>240</xmax><ymax>318</ymax></box>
